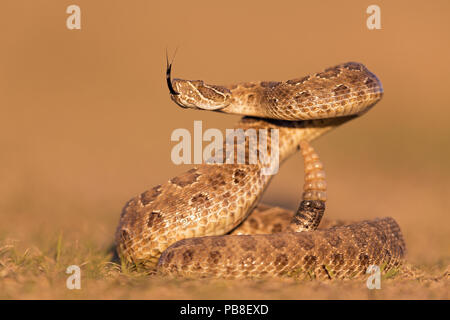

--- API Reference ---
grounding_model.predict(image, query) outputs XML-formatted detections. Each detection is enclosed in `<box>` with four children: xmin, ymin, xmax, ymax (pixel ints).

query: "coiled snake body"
<box><xmin>115</xmin><ymin>61</ymin><xmax>406</xmax><ymax>279</ymax></box>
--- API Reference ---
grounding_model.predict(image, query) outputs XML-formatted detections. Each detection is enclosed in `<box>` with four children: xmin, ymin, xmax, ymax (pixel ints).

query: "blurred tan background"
<box><xmin>0</xmin><ymin>0</ymin><xmax>449</xmax><ymax>270</ymax></box>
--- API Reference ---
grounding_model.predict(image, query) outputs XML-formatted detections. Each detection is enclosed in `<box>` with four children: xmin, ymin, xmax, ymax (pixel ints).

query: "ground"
<box><xmin>0</xmin><ymin>240</ymin><xmax>448</xmax><ymax>299</ymax></box>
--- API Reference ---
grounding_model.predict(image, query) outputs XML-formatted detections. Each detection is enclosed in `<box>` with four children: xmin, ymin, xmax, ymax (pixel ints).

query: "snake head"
<box><xmin>166</xmin><ymin>59</ymin><xmax>231</xmax><ymax>110</ymax></box>
<box><xmin>169</xmin><ymin>79</ymin><xmax>232</xmax><ymax>110</ymax></box>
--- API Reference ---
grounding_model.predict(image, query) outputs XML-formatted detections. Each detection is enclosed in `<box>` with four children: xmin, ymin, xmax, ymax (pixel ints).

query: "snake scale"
<box><xmin>115</xmin><ymin>61</ymin><xmax>406</xmax><ymax>279</ymax></box>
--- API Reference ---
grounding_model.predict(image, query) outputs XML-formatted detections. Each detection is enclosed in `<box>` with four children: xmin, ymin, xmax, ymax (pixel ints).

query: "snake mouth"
<box><xmin>170</xmin><ymin>93</ymin><xmax>190</xmax><ymax>109</ymax></box>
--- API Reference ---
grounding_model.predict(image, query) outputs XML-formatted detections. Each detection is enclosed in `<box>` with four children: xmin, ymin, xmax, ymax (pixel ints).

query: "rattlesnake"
<box><xmin>115</xmin><ymin>61</ymin><xmax>406</xmax><ymax>279</ymax></box>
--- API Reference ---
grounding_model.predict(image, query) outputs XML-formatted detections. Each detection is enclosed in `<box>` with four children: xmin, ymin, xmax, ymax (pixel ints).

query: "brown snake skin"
<box><xmin>115</xmin><ymin>62</ymin><xmax>406</xmax><ymax>279</ymax></box>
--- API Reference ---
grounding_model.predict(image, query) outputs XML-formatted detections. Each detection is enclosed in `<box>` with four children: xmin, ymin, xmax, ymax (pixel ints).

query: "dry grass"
<box><xmin>0</xmin><ymin>237</ymin><xmax>448</xmax><ymax>299</ymax></box>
